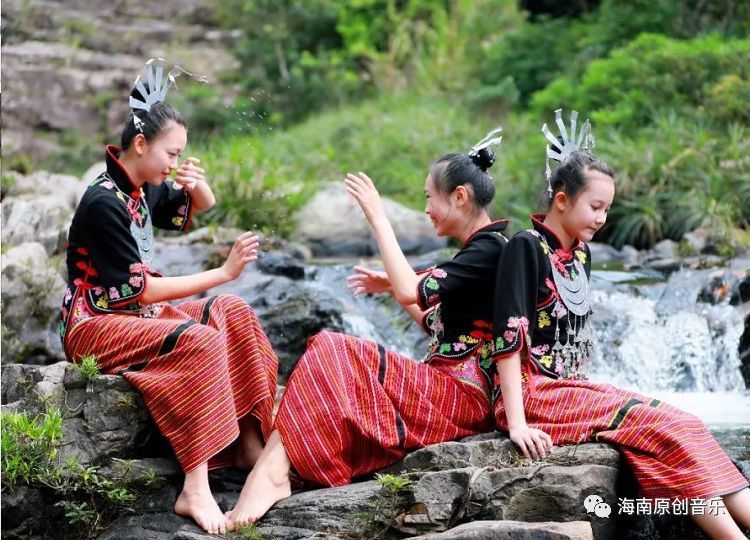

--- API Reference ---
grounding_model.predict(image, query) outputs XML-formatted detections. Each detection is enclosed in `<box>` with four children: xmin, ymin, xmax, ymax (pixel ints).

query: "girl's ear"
<box><xmin>452</xmin><ymin>185</ymin><xmax>469</xmax><ymax>207</ymax></box>
<box><xmin>133</xmin><ymin>133</ymin><xmax>148</xmax><ymax>155</ymax></box>
<box><xmin>552</xmin><ymin>190</ymin><xmax>569</xmax><ymax>212</ymax></box>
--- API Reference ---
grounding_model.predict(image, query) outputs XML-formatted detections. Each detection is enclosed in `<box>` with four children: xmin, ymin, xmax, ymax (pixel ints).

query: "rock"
<box><xmin>0</xmin><ymin>242</ymin><xmax>67</xmax><ymax>364</ymax></box>
<box><xmin>81</xmin><ymin>161</ymin><xmax>106</xmax><ymax>185</ymax></box>
<box><xmin>652</xmin><ymin>239</ymin><xmax>678</xmax><ymax>259</ymax></box>
<box><xmin>294</xmin><ymin>183</ymin><xmax>447</xmax><ymax>256</ymax></box>
<box><xmin>0</xmin><ymin>362</ymin><xmax>158</xmax><ymax>467</ymax></box>
<box><xmin>253</xmin><ymin>284</ymin><xmax>347</xmax><ymax>380</ymax></box>
<box><xmin>740</xmin><ymin>314</ymin><xmax>750</xmax><ymax>389</ymax></box>
<box><xmin>0</xmin><ymin>485</ymin><xmax>49</xmax><ymax>540</ymax></box>
<box><xmin>682</xmin><ymin>228</ymin><xmax>709</xmax><ymax>255</ymax></box>
<box><xmin>2</xmin><ymin>0</ymin><xmax>237</xmax><ymax>164</ymax></box>
<box><xmin>95</xmin><ymin>434</ymin><xmax>622</xmax><ymax>539</ymax></box>
<box><xmin>643</xmin><ymin>257</ymin><xmax>680</xmax><ymax>273</ymax></box>
<box><xmin>619</xmin><ymin>246</ymin><xmax>640</xmax><ymax>268</ymax></box>
<box><xmin>587</xmin><ymin>243</ymin><xmax>626</xmax><ymax>266</ymax></box>
<box><xmin>410</xmin><ymin>519</ymin><xmax>593</xmax><ymax>539</ymax></box>
<box><xmin>256</xmin><ymin>250</ymin><xmax>306</xmax><ymax>280</ymax></box>
<box><xmin>2</xmin><ymin>170</ymin><xmax>86</xmax><ymax>255</ymax></box>
<box><xmin>697</xmin><ymin>268</ymin><xmax>750</xmax><ymax>305</ymax></box>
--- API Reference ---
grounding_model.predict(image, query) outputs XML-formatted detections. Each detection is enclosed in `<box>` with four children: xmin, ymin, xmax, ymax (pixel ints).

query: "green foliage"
<box><xmin>1</xmin><ymin>408</ymin><xmax>160</xmax><ymax>538</ymax></box>
<box><xmin>194</xmin><ymin>93</ymin><xmax>486</xmax><ymax>234</ymax></box>
<box><xmin>211</xmin><ymin>0</ymin><xmax>522</xmax><ymax>127</ymax></box>
<box><xmin>479</xmin><ymin>16</ymin><xmax>583</xmax><ymax>105</ymax></box>
<box><xmin>374</xmin><ymin>472</ymin><xmax>412</xmax><ymax>494</ymax></box>
<box><xmin>706</xmin><ymin>74</ymin><xmax>750</xmax><ymax>124</ymax></box>
<box><xmin>74</xmin><ymin>355</ymin><xmax>101</xmax><ymax>384</ymax></box>
<box><xmin>599</xmin><ymin>116</ymin><xmax>750</xmax><ymax>249</ymax></box>
<box><xmin>1</xmin><ymin>408</ymin><xmax>63</xmax><ymax>487</ymax></box>
<box><xmin>350</xmin><ymin>473</ymin><xmax>413</xmax><ymax>539</ymax></box>
<box><xmin>531</xmin><ymin>34</ymin><xmax>750</xmax><ymax>131</ymax></box>
<box><xmin>477</xmin><ymin>0</ymin><xmax>750</xmax><ymax>109</ymax></box>
<box><xmin>6</xmin><ymin>152</ymin><xmax>33</xmax><ymax>174</ymax></box>
<box><xmin>236</xmin><ymin>523</ymin><xmax>265</xmax><ymax>540</ymax></box>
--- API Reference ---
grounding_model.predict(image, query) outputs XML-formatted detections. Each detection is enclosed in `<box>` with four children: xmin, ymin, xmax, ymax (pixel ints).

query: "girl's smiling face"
<box><xmin>560</xmin><ymin>168</ymin><xmax>615</xmax><ymax>243</ymax></box>
<box><xmin>424</xmin><ymin>174</ymin><xmax>458</xmax><ymax>237</ymax></box>
<box><xmin>137</xmin><ymin>121</ymin><xmax>187</xmax><ymax>184</ymax></box>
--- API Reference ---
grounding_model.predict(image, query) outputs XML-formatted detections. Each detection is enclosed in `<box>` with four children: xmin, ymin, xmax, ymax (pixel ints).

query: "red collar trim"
<box><xmin>105</xmin><ymin>145</ymin><xmax>142</xmax><ymax>199</ymax></box>
<box><xmin>530</xmin><ymin>213</ymin><xmax>580</xmax><ymax>253</ymax></box>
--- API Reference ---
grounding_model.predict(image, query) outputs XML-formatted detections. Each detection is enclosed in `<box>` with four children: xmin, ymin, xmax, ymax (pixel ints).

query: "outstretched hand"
<box><xmin>344</xmin><ymin>172</ymin><xmax>387</xmax><ymax>225</ymax></box>
<box><xmin>223</xmin><ymin>231</ymin><xmax>260</xmax><ymax>280</ymax></box>
<box><xmin>347</xmin><ymin>265</ymin><xmax>392</xmax><ymax>296</ymax></box>
<box><xmin>173</xmin><ymin>157</ymin><xmax>205</xmax><ymax>191</ymax></box>
<box><xmin>508</xmin><ymin>424</ymin><xmax>554</xmax><ymax>461</ymax></box>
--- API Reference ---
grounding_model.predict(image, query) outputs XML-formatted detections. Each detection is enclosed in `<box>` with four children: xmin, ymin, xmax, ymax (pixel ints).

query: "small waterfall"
<box><xmin>307</xmin><ymin>263</ymin><xmax>429</xmax><ymax>359</ymax></box>
<box><xmin>589</xmin><ymin>268</ymin><xmax>745</xmax><ymax>393</ymax></box>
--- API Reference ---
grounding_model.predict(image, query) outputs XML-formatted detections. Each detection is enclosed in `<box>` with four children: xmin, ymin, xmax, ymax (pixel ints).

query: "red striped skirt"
<box><xmin>274</xmin><ymin>331</ymin><xmax>494</xmax><ymax>487</ymax></box>
<box><xmin>65</xmin><ymin>294</ymin><xmax>278</xmax><ymax>473</ymax></box>
<box><xmin>495</xmin><ymin>377</ymin><xmax>749</xmax><ymax>500</ymax></box>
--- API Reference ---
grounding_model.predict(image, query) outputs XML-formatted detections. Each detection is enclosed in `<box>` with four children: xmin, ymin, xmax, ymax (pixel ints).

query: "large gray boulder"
<box><xmin>2</xmin><ymin>170</ymin><xmax>86</xmax><ymax>255</ymax></box>
<box><xmin>95</xmin><ymin>433</ymin><xmax>621</xmax><ymax>540</ymax></box>
<box><xmin>294</xmin><ymin>183</ymin><xmax>447</xmax><ymax>256</ymax></box>
<box><xmin>1</xmin><ymin>242</ymin><xmax>67</xmax><ymax>364</ymax></box>
<box><xmin>1</xmin><ymin>362</ymin><xmax>155</xmax><ymax>467</ymax></box>
<box><xmin>411</xmin><ymin>520</ymin><xmax>594</xmax><ymax>539</ymax></box>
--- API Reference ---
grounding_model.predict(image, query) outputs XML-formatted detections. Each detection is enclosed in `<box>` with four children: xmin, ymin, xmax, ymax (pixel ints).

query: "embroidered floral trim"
<box><xmin>424</xmin><ymin>311</ymin><xmax>492</xmax><ymax>363</ymax></box>
<box><xmin>84</xmin><ymin>262</ymin><xmax>146</xmax><ymax>314</ymax></box>
<box><xmin>492</xmin><ymin>316</ymin><xmax>529</xmax><ymax>356</ymax></box>
<box><xmin>417</xmin><ymin>266</ymin><xmax>449</xmax><ymax>309</ymax></box>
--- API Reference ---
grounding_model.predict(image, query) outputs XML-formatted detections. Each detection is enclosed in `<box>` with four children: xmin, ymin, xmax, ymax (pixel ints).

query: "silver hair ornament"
<box><xmin>129</xmin><ymin>58</ymin><xmax>180</xmax><ymax>112</ymax></box>
<box><xmin>542</xmin><ymin>109</ymin><xmax>595</xmax><ymax>197</ymax></box>
<box><xmin>468</xmin><ymin>126</ymin><xmax>503</xmax><ymax>157</ymax></box>
<box><xmin>132</xmin><ymin>114</ymin><xmax>144</xmax><ymax>133</ymax></box>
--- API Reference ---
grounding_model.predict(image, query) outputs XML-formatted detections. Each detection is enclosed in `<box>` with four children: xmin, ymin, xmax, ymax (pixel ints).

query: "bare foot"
<box><xmin>174</xmin><ymin>487</ymin><xmax>227</xmax><ymax>535</ymax></box>
<box><xmin>225</xmin><ymin>465</ymin><xmax>291</xmax><ymax>530</ymax></box>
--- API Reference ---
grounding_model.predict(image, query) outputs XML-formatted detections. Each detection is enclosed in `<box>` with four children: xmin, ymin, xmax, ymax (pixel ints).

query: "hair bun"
<box><xmin>469</xmin><ymin>147</ymin><xmax>495</xmax><ymax>173</ymax></box>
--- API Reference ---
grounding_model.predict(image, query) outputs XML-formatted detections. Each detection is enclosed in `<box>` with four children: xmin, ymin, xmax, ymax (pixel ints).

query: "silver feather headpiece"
<box><xmin>129</xmin><ymin>58</ymin><xmax>180</xmax><ymax>113</ymax></box>
<box><xmin>542</xmin><ymin>109</ymin><xmax>595</xmax><ymax>197</ymax></box>
<box><xmin>468</xmin><ymin>126</ymin><xmax>503</xmax><ymax>158</ymax></box>
<box><xmin>127</xmin><ymin>58</ymin><xmax>211</xmax><ymax>132</ymax></box>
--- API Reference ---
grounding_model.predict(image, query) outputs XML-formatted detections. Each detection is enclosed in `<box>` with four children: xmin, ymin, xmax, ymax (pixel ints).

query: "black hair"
<box><xmin>120</xmin><ymin>89</ymin><xmax>186</xmax><ymax>150</ymax></box>
<box><xmin>545</xmin><ymin>150</ymin><xmax>614</xmax><ymax>207</ymax></box>
<box><xmin>429</xmin><ymin>148</ymin><xmax>496</xmax><ymax>210</ymax></box>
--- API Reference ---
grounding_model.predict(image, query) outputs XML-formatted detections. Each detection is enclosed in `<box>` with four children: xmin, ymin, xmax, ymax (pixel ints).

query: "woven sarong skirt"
<box><xmin>65</xmin><ymin>294</ymin><xmax>278</xmax><ymax>473</ymax></box>
<box><xmin>274</xmin><ymin>331</ymin><xmax>494</xmax><ymax>487</ymax></box>
<box><xmin>494</xmin><ymin>376</ymin><xmax>749</xmax><ymax>500</ymax></box>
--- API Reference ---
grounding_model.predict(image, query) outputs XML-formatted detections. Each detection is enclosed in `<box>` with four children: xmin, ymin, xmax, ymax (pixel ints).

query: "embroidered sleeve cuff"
<box><xmin>173</xmin><ymin>194</ymin><xmax>192</xmax><ymax>232</ymax></box>
<box><xmin>101</xmin><ymin>263</ymin><xmax>147</xmax><ymax>308</ymax></box>
<box><xmin>416</xmin><ymin>267</ymin><xmax>446</xmax><ymax>310</ymax></box>
<box><xmin>491</xmin><ymin>316</ymin><xmax>530</xmax><ymax>360</ymax></box>
<box><xmin>420</xmin><ymin>306</ymin><xmax>436</xmax><ymax>333</ymax></box>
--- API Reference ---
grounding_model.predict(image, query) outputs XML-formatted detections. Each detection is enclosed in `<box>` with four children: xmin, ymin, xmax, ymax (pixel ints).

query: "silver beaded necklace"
<box><xmin>534</xmin><ymin>231</ymin><xmax>593</xmax><ymax>379</ymax></box>
<box><xmin>102</xmin><ymin>173</ymin><xmax>154</xmax><ymax>265</ymax></box>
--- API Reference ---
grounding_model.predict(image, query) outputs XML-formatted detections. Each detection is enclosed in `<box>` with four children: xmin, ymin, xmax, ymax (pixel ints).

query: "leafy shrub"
<box><xmin>531</xmin><ymin>34</ymin><xmax>750</xmax><ymax>131</ymax></box>
<box><xmin>2</xmin><ymin>408</ymin><xmax>163</xmax><ymax>538</ymax></box>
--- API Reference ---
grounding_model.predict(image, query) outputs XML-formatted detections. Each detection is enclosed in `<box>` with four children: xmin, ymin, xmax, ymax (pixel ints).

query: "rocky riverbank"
<box><xmin>1</xmin><ymin>166</ymin><xmax>749</xmax><ymax>539</ymax></box>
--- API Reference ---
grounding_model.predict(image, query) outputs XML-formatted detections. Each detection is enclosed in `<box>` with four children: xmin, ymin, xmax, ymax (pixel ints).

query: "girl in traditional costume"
<box><xmin>225</xmin><ymin>129</ymin><xmax>509</xmax><ymax>528</ymax></box>
<box><xmin>59</xmin><ymin>59</ymin><xmax>278</xmax><ymax>535</ymax></box>
<box><xmin>492</xmin><ymin>109</ymin><xmax>750</xmax><ymax>539</ymax></box>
